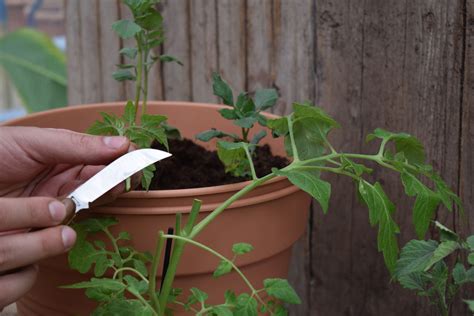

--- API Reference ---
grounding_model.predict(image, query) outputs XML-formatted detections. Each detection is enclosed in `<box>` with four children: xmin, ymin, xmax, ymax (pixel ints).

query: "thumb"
<box><xmin>4</xmin><ymin>127</ymin><xmax>130</xmax><ymax>165</ymax></box>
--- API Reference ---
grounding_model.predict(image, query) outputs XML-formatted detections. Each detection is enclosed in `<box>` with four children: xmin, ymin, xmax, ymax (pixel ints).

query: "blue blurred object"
<box><xmin>0</xmin><ymin>0</ymin><xmax>7</xmax><ymax>27</ymax></box>
<box><xmin>27</xmin><ymin>0</ymin><xmax>43</xmax><ymax>27</ymax></box>
<box><xmin>0</xmin><ymin>108</ymin><xmax>26</xmax><ymax>122</ymax></box>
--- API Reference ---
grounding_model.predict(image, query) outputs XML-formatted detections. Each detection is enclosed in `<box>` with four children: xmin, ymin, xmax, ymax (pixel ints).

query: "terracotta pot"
<box><xmin>4</xmin><ymin>102</ymin><xmax>311</xmax><ymax>315</ymax></box>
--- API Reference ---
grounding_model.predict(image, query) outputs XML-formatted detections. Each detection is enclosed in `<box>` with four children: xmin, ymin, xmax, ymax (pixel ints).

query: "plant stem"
<box><xmin>162</xmin><ymin>234</ymin><xmax>268</xmax><ymax>309</ymax></box>
<box><xmin>112</xmin><ymin>267</ymin><xmax>148</xmax><ymax>283</ymax></box>
<box><xmin>125</xmin><ymin>288</ymin><xmax>158</xmax><ymax>316</ymax></box>
<box><xmin>243</xmin><ymin>145</ymin><xmax>258</xmax><ymax>180</ymax></box>
<box><xmin>104</xmin><ymin>228</ymin><xmax>123</xmax><ymax>281</ymax></box>
<box><xmin>149</xmin><ymin>231</ymin><xmax>165</xmax><ymax>312</ymax></box>
<box><xmin>287</xmin><ymin>115</ymin><xmax>300</xmax><ymax>162</ymax></box>
<box><xmin>157</xmin><ymin>237</ymin><xmax>186</xmax><ymax>316</ymax></box>
<box><xmin>134</xmin><ymin>38</ymin><xmax>143</xmax><ymax>120</ymax></box>
<box><xmin>242</xmin><ymin>128</ymin><xmax>249</xmax><ymax>142</ymax></box>
<box><xmin>189</xmin><ymin>173</ymin><xmax>276</xmax><ymax>239</ymax></box>
<box><xmin>142</xmin><ymin>43</ymin><xmax>150</xmax><ymax>115</ymax></box>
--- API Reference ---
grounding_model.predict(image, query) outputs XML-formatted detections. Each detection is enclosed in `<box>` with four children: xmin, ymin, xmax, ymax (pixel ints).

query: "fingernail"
<box><xmin>103</xmin><ymin>136</ymin><xmax>127</xmax><ymax>149</ymax></box>
<box><xmin>61</xmin><ymin>226</ymin><xmax>76</xmax><ymax>250</ymax></box>
<box><xmin>49</xmin><ymin>201</ymin><xmax>66</xmax><ymax>222</ymax></box>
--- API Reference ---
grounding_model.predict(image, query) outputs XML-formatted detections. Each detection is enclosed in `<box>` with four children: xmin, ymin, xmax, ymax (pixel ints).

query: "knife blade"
<box><xmin>67</xmin><ymin>148</ymin><xmax>171</xmax><ymax>213</ymax></box>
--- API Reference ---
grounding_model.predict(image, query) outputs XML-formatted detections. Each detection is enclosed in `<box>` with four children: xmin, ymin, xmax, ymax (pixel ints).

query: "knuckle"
<box><xmin>70</xmin><ymin>132</ymin><xmax>92</xmax><ymax>149</ymax></box>
<box><xmin>27</xmin><ymin>198</ymin><xmax>51</xmax><ymax>224</ymax></box>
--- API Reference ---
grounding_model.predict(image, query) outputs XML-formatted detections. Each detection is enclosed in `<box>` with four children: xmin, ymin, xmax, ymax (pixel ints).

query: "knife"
<box><xmin>66</xmin><ymin>148</ymin><xmax>171</xmax><ymax>214</ymax></box>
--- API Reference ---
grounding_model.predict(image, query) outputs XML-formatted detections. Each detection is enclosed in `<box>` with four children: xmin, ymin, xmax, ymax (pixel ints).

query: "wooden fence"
<box><xmin>67</xmin><ymin>0</ymin><xmax>474</xmax><ymax>315</ymax></box>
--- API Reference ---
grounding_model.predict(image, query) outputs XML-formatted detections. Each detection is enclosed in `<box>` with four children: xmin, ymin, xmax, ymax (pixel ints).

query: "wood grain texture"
<box><xmin>216</xmin><ymin>0</ymin><xmax>246</xmax><ymax>94</ymax></box>
<box><xmin>98</xmin><ymin>0</ymin><xmax>124</xmax><ymax>102</ymax></box>
<box><xmin>246</xmin><ymin>0</ymin><xmax>274</xmax><ymax>92</ymax></box>
<box><xmin>65</xmin><ymin>0</ymin><xmax>82</xmax><ymax>105</ymax></box>
<box><xmin>161</xmin><ymin>0</ymin><xmax>192</xmax><ymax>101</ymax></box>
<box><xmin>79</xmin><ymin>0</ymin><xmax>102</xmax><ymax>104</ymax></box>
<box><xmin>189</xmin><ymin>0</ymin><xmax>218</xmax><ymax>103</ymax></box>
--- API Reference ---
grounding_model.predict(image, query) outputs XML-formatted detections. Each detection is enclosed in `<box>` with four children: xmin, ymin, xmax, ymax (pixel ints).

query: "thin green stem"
<box><xmin>287</xmin><ymin>115</ymin><xmax>300</xmax><ymax>162</ymax></box>
<box><xmin>243</xmin><ymin>145</ymin><xmax>258</xmax><ymax>180</ymax></box>
<box><xmin>157</xmin><ymin>238</ymin><xmax>186</xmax><ymax>316</ymax></box>
<box><xmin>162</xmin><ymin>234</ymin><xmax>268</xmax><ymax>308</ymax></box>
<box><xmin>142</xmin><ymin>42</ymin><xmax>150</xmax><ymax>115</ymax></box>
<box><xmin>112</xmin><ymin>267</ymin><xmax>148</xmax><ymax>283</ymax></box>
<box><xmin>134</xmin><ymin>38</ymin><xmax>143</xmax><ymax>120</ymax></box>
<box><xmin>149</xmin><ymin>231</ymin><xmax>165</xmax><ymax>312</ymax></box>
<box><xmin>104</xmin><ymin>229</ymin><xmax>123</xmax><ymax>281</ymax></box>
<box><xmin>292</xmin><ymin>165</ymin><xmax>360</xmax><ymax>181</ymax></box>
<box><xmin>190</xmin><ymin>173</ymin><xmax>276</xmax><ymax>239</ymax></box>
<box><xmin>125</xmin><ymin>288</ymin><xmax>158</xmax><ymax>316</ymax></box>
<box><xmin>242</xmin><ymin>128</ymin><xmax>249</xmax><ymax>142</ymax></box>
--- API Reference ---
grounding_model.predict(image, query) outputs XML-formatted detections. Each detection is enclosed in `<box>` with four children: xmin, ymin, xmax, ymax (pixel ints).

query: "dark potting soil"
<box><xmin>148</xmin><ymin>138</ymin><xmax>289</xmax><ymax>190</ymax></box>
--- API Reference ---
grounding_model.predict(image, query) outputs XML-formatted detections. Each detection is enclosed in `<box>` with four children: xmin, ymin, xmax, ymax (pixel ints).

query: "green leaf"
<box><xmin>189</xmin><ymin>287</ymin><xmax>208</xmax><ymax>303</ymax></box>
<box><xmin>267</xmin><ymin>117</ymin><xmax>289</xmax><ymax>137</ymax></box>
<box><xmin>217</xmin><ymin>141</ymin><xmax>250</xmax><ymax>177</ymax></box>
<box><xmin>341</xmin><ymin>156</ymin><xmax>373</xmax><ymax>176</ymax></box>
<box><xmin>141</xmin><ymin>164</ymin><xmax>155</xmax><ymax>190</ymax></box>
<box><xmin>464</xmin><ymin>300</ymin><xmax>474</xmax><ymax>312</ymax></box>
<box><xmin>250</xmin><ymin>130</ymin><xmax>267</xmax><ymax>145</ymax></box>
<box><xmin>212</xmin><ymin>73</ymin><xmax>234</xmax><ymax>106</ymax></box>
<box><xmin>88</xmin><ymin>112</ymin><xmax>125</xmax><ymax>136</ymax></box>
<box><xmin>263</xmin><ymin>278</ymin><xmax>301</xmax><ymax>304</ymax></box>
<box><xmin>224</xmin><ymin>290</ymin><xmax>237</xmax><ymax>305</ymax></box>
<box><xmin>467</xmin><ymin>236</ymin><xmax>474</xmax><ymax>251</ymax></box>
<box><xmin>113</xmin><ymin>69</ymin><xmax>136</xmax><ymax>81</ymax></box>
<box><xmin>468</xmin><ymin>253</ymin><xmax>474</xmax><ymax>265</ymax></box>
<box><xmin>122</xmin><ymin>101</ymin><xmax>136</xmax><ymax>125</ymax></box>
<box><xmin>211</xmin><ymin>305</ymin><xmax>233</xmax><ymax>316</ymax></box>
<box><xmin>219</xmin><ymin>108</ymin><xmax>239</xmax><ymax>120</ymax></box>
<box><xmin>93</xmin><ymin>256</ymin><xmax>111</xmax><ymax>277</ymax></box>
<box><xmin>398</xmin><ymin>272</ymin><xmax>429</xmax><ymax>291</ymax></box>
<box><xmin>0</xmin><ymin>28</ymin><xmax>67</xmax><ymax>112</ymax></box>
<box><xmin>232</xmin><ymin>243</ymin><xmax>254</xmax><ymax>255</ymax></box>
<box><xmin>62</xmin><ymin>278</ymin><xmax>126</xmax><ymax>291</ymax></box>
<box><xmin>120</xmin><ymin>47</ymin><xmax>138</xmax><ymax>59</ymax></box>
<box><xmin>159</xmin><ymin>55</ymin><xmax>183</xmax><ymax>65</ymax></box>
<box><xmin>132</xmin><ymin>259</ymin><xmax>148</xmax><ymax>277</ymax></box>
<box><xmin>124</xmin><ymin>275</ymin><xmax>148</xmax><ymax>295</ymax></box>
<box><xmin>234</xmin><ymin>116</ymin><xmax>258</xmax><ymax>129</ymax></box>
<box><xmin>358</xmin><ymin>181</ymin><xmax>399</xmax><ymax>272</ymax></box>
<box><xmin>425</xmin><ymin>241</ymin><xmax>459</xmax><ymax>271</ymax></box>
<box><xmin>196</xmin><ymin>129</ymin><xmax>238</xmax><ymax>142</ymax></box>
<box><xmin>163</xmin><ymin>123</ymin><xmax>182</xmax><ymax>140</ymax></box>
<box><xmin>276</xmin><ymin>169</ymin><xmax>330</xmax><ymax>214</ymax></box>
<box><xmin>367</xmin><ymin>128</ymin><xmax>425</xmax><ymax>165</ymax></box>
<box><xmin>290</xmin><ymin>102</ymin><xmax>340</xmax><ymax>160</ymax></box>
<box><xmin>394</xmin><ymin>239</ymin><xmax>438</xmax><ymax>278</ymax></box>
<box><xmin>254</xmin><ymin>88</ymin><xmax>278</xmax><ymax>110</ymax></box>
<box><xmin>92</xmin><ymin>299</ymin><xmax>153</xmax><ymax>316</ymax></box>
<box><xmin>434</xmin><ymin>221</ymin><xmax>459</xmax><ymax>242</ymax></box>
<box><xmin>234</xmin><ymin>293</ymin><xmax>258</xmax><ymax>316</ymax></box>
<box><xmin>213</xmin><ymin>260</ymin><xmax>233</xmax><ymax>278</ymax></box>
<box><xmin>136</xmin><ymin>9</ymin><xmax>163</xmax><ymax>31</ymax></box>
<box><xmin>75</xmin><ymin>217</ymin><xmax>118</xmax><ymax>233</ymax></box>
<box><xmin>112</xmin><ymin>20</ymin><xmax>142</xmax><ymax>39</ymax></box>
<box><xmin>453</xmin><ymin>263</ymin><xmax>468</xmax><ymax>285</ymax></box>
<box><xmin>235</xmin><ymin>93</ymin><xmax>255</xmax><ymax>114</ymax></box>
<box><xmin>401</xmin><ymin>171</ymin><xmax>441</xmax><ymax>238</ymax></box>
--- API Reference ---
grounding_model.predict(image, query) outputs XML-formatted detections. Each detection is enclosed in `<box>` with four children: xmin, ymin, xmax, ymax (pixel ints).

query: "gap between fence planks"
<box><xmin>66</xmin><ymin>1</ymin><xmax>473</xmax><ymax>315</ymax></box>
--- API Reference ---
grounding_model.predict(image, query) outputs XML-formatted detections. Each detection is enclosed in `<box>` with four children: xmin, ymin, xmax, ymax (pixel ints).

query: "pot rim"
<box><xmin>4</xmin><ymin>101</ymin><xmax>291</xmax><ymax>198</ymax></box>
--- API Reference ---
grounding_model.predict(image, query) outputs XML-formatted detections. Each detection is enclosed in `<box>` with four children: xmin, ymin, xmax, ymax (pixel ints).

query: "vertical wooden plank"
<box><xmin>311</xmin><ymin>1</ymin><xmax>365</xmax><ymax>314</ymax></box>
<box><xmin>216</xmin><ymin>0</ymin><xmax>246</xmax><ymax>93</ymax></box>
<box><xmin>273</xmin><ymin>0</ymin><xmax>315</xmax><ymax>115</ymax></box>
<box><xmin>79</xmin><ymin>1</ymin><xmax>102</xmax><ymax>104</ymax></box>
<box><xmin>65</xmin><ymin>0</ymin><xmax>83</xmax><ymax>105</ymax></box>
<box><xmin>312</xmin><ymin>0</ymin><xmax>465</xmax><ymax>315</ymax></box>
<box><xmin>148</xmin><ymin>45</ymin><xmax>164</xmax><ymax>101</ymax></box>
<box><xmin>246</xmin><ymin>0</ymin><xmax>273</xmax><ymax>92</ymax></box>
<box><xmin>190</xmin><ymin>0</ymin><xmax>218</xmax><ymax>103</ymax></box>
<box><xmin>98</xmin><ymin>0</ymin><xmax>124</xmax><ymax>102</ymax></box>
<box><xmin>161</xmin><ymin>0</ymin><xmax>191</xmax><ymax>101</ymax></box>
<box><xmin>270</xmin><ymin>1</ymin><xmax>315</xmax><ymax>315</ymax></box>
<box><xmin>457</xmin><ymin>0</ymin><xmax>474</xmax><ymax>314</ymax></box>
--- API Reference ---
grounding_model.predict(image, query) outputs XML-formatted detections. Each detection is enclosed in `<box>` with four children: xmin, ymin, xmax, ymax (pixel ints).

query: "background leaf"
<box><xmin>0</xmin><ymin>28</ymin><xmax>67</xmax><ymax>112</ymax></box>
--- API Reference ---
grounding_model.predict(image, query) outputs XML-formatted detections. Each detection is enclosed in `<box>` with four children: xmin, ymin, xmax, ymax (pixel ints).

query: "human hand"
<box><xmin>0</xmin><ymin>127</ymin><xmax>132</xmax><ymax>308</ymax></box>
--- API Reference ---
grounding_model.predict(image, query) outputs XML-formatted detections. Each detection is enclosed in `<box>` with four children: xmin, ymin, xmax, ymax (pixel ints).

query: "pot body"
<box><xmin>5</xmin><ymin>102</ymin><xmax>310</xmax><ymax>315</ymax></box>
